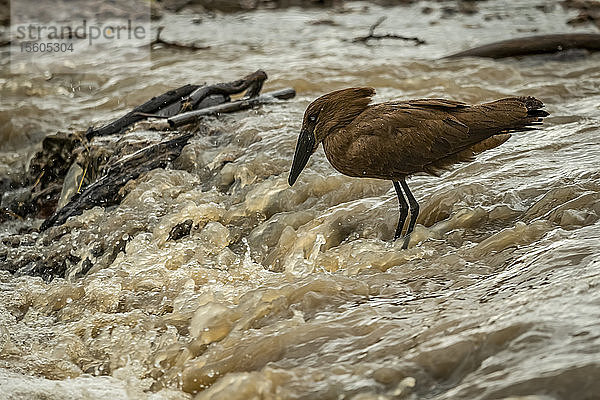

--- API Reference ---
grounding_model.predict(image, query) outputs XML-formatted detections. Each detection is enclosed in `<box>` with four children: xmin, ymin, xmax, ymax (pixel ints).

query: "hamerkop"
<box><xmin>288</xmin><ymin>88</ymin><xmax>548</xmax><ymax>249</ymax></box>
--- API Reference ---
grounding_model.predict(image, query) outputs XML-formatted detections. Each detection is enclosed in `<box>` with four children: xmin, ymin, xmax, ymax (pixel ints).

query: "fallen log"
<box><xmin>85</xmin><ymin>84</ymin><xmax>199</xmax><ymax>139</ymax></box>
<box><xmin>444</xmin><ymin>33</ymin><xmax>600</xmax><ymax>59</ymax></box>
<box><xmin>182</xmin><ymin>70</ymin><xmax>267</xmax><ymax>111</ymax></box>
<box><xmin>85</xmin><ymin>70</ymin><xmax>268</xmax><ymax>139</ymax></box>
<box><xmin>157</xmin><ymin>70</ymin><xmax>268</xmax><ymax>116</ymax></box>
<box><xmin>40</xmin><ymin>133</ymin><xmax>193</xmax><ymax>231</ymax></box>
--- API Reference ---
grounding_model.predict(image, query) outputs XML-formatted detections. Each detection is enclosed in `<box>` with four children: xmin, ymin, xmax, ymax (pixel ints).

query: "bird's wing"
<box><xmin>348</xmin><ymin>101</ymin><xmax>475</xmax><ymax>175</ymax></box>
<box><xmin>406</xmin><ymin>99</ymin><xmax>467</xmax><ymax>108</ymax></box>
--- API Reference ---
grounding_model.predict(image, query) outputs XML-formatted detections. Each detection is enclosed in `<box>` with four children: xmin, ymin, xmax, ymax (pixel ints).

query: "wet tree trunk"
<box><xmin>444</xmin><ymin>33</ymin><xmax>600</xmax><ymax>59</ymax></box>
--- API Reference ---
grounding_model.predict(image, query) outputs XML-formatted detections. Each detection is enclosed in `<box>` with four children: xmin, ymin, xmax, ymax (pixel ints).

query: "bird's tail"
<box><xmin>422</xmin><ymin>97</ymin><xmax>549</xmax><ymax>176</ymax></box>
<box><xmin>455</xmin><ymin>96</ymin><xmax>549</xmax><ymax>136</ymax></box>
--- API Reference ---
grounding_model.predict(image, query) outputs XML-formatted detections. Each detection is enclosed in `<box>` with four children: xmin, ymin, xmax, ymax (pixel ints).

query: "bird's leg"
<box><xmin>393</xmin><ymin>181</ymin><xmax>408</xmax><ymax>241</ymax></box>
<box><xmin>400</xmin><ymin>179</ymin><xmax>419</xmax><ymax>249</ymax></box>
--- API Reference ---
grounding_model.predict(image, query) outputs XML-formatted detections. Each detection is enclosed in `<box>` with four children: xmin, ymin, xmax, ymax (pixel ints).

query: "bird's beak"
<box><xmin>288</xmin><ymin>129</ymin><xmax>316</xmax><ymax>186</ymax></box>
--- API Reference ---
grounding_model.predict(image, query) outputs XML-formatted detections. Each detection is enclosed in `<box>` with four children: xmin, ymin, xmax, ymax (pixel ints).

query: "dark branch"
<box><xmin>179</xmin><ymin>70</ymin><xmax>268</xmax><ymax>112</ymax></box>
<box><xmin>168</xmin><ymin>88</ymin><xmax>296</xmax><ymax>128</ymax></box>
<box><xmin>353</xmin><ymin>17</ymin><xmax>426</xmax><ymax>46</ymax></box>
<box><xmin>86</xmin><ymin>70</ymin><xmax>269</xmax><ymax>139</ymax></box>
<box><xmin>85</xmin><ymin>84</ymin><xmax>200</xmax><ymax>139</ymax></box>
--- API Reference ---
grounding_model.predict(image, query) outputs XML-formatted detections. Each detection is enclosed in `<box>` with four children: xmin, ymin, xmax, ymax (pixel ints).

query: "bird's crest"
<box><xmin>305</xmin><ymin>87</ymin><xmax>375</xmax><ymax>141</ymax></box>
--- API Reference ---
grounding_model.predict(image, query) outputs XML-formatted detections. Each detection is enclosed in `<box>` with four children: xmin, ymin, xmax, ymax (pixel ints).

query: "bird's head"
<box><xmin>288</xmin><ymin>87</ymin><xmax>375</xmax><ymax>186</ymax></box>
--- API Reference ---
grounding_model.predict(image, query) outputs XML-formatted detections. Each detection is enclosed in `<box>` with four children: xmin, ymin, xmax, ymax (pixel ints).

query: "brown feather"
<box><xmin>423</xmin><ymin>133</ymin><xmax>512</xmax><ymax>176</ymax></box>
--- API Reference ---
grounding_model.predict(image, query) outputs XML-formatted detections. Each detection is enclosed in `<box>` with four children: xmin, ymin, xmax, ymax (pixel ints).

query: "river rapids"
<box><xmin>1</xmin><ymin>1</ymin><xmax>599</xmax><ymax>399</ymax></box>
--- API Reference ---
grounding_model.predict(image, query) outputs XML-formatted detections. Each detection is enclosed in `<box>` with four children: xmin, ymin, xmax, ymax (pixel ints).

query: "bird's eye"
<box><xmin>309</xmin><ymin>115</ymin><xmax>317</xmax><ymax>122</ymax></box>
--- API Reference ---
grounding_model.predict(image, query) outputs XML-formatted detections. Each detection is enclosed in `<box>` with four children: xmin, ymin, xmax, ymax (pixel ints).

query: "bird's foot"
<box><xmin>401</xmin><ymin>234</ymin><xmax>411</xmax><ymax>250</ymax></box>
<box><xmin>392</xmin><ymin>232</ymin><xmax>411</xmax><ymax>249</ymax></box>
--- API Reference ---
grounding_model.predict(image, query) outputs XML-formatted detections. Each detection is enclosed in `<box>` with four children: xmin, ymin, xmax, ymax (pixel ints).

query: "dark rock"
<box><xmin>1</xmin><ymin>187</ymin><xmax>34</xmax><ymax>217</ymax></box>
<box><xmin>168</xmin><ymin>219</ymin><xmax>194</xmax><ymax>241</ymax></box>
<box><xmin>28</xmin><ymin>132</ymin><xmax>82</xmax><ymax>189</ymax></box>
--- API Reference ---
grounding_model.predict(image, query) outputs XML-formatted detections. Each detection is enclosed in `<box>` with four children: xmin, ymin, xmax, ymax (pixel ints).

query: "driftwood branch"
<box><xmin>444</xmin><ymin>33</ymin><xmax>600</xmax><ymax>59</ymax></box>
<box><xmin>85</xmin><ymin>84</ymin><xmax>200</xmax><ymax>139</ymax></box>
<box><xmin>85</xmin><ymin>70</ymin><xmax>269</xmax><ymax>139</ymax></box>
<box><xmin>353</xmin><ymin>17</ymin><xmax>426</xmax><ymax>46</ymax></box>
<box><xmin>178</xmin><ymin>70</ymin><xmax>267</xmax><ymax>112</ymax></box>
<box><xmin>156</xmin><ymin>94</ymin><xmax>229</xmax><ymax>118</ymax></box>
<box><xmin>168</xmin><ymin>88</ymin><xmax>296</xmax><ymax>128</ymax></box>
<box><xmin>40</xmin><ymin>134</ymin><xmax>193</xmax><ymax>231</ymax></box>
<box><xmin>151</xmin><ymin>26</ymin><xmax>211</xmax><ymax>50</ymax></box>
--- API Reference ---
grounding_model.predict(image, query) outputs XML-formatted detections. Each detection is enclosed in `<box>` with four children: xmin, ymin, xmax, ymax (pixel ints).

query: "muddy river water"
<box><xmin>1</xmin><ymin>1</ymin><xmax>600</xmax><ymax>399</ymax></box>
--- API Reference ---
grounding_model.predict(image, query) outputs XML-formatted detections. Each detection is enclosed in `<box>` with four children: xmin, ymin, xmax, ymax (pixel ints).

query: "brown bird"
<box><xmin>288</xmin><ymin>88</ymin><xmax>549</xmax><ymax>249</ymax></box>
